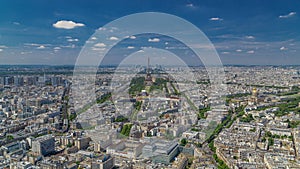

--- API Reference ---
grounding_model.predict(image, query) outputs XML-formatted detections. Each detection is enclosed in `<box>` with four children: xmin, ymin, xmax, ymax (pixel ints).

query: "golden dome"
<box><xmin>252</xmin><ymin>87</ymin><xmax>258</xmax><ymax>96</ymax></box>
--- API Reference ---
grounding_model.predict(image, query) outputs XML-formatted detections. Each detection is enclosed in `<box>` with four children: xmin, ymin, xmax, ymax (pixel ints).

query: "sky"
<box><xmin>0</xmin><ymin>0</ymin><xmax>299</xmax><ymax>65</ymax></box>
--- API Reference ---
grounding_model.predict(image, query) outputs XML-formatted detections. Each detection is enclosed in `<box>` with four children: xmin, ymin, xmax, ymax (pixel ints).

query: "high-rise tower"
<box><xmin>145</xmin><ymin>57</ymin><xmax>153</xmax><ymax>86</ymax></box>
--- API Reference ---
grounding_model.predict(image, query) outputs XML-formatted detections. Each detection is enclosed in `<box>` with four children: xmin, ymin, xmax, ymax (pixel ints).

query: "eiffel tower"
<box><xmin>145</xmin><ymin>57</ymin><xmax>153</xmax><ymax>86</ymax></box>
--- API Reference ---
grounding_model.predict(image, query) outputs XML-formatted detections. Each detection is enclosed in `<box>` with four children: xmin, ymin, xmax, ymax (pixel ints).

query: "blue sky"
<box><xmin>0</xmin><ymin>0</ymin><xmax>299</xmax><ymax>65</ymax></box>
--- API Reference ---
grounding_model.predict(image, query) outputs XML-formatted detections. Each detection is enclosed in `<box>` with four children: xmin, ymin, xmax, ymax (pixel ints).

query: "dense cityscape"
<box><xmin>1</xmin><ymin>0</ymin><xmax>300</xmax><ymax>168</ymax></box>
<box><xmin>0</xmin><ymin>64</ymin><xmax>300</xmax><ymax>168</ymax></box>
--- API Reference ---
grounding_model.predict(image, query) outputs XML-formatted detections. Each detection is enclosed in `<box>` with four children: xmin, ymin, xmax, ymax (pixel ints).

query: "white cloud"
<box><xmin>111</xmin><ymin>27</ymin><xmax>118</xmax><ymax>30</ymax></box>
<box><xmin>209</xmin><ymin>17</ymin><xmax>223</xmax><ymax>21</ymax></box>
<box><xmin>186</xmin><ymin>3</ymin><xmax>194</xmax><ymax>7</ymax></box>
<box><xmin>125</xmin><ymin>35</ymin><xmax>137</xmax><ymax>39</ymax></box>
<box><xmin>141</xmin><ymin>46</ymin><xmax>153</xmax><ymax>49</ymax></box>
<box><xmin>94</xmin><ymin>43</ymin><xmax>106</xmax><ymax>47</ymax></box>
<box><xmin>54</xmin><ymin>47</ymin><xmax>61</xmax><ymax>52</ymax></box>
<box><xmin>127</xmin><ymin>46</ymin><xmax>135</xmax><ymax>49</ymax></box>
<box><xmin>279</xmin><ymin>12</ymin><xmax>296</xmax><ymax>18</ymax></box>
<box><xmin>148</xmin><ymin>38</ymin><xmax>160</xmax><ymax>42</ymax></box>
<box><xmin>20</xmin><ymin>51</ymin><xmax>32</xmax><ymax>55</ymax></box>
<box><xmin>109</xmin><ymin>36</ymin><xmax>119</xmax><ymax>41</ymax></box>
<box><xmin>92</xmin><ymin>42</ymin><xmax>106</xmax><ymax>51</ymax></box>
<box><xmin>137</xmin><ymin>50</ymin><xmax>144</xmax><ymax>53</ymax></box>
<box><xmin>67</xmin><ymin>38</ymin><xmax>79</xmax><ymax>42</ymax></box>
<box><xmin>24</xmin><ymin>43</ymin><xmax>42</xmax><ymax>47</ymax></box>
<box><xmin>236</xmin><ymin>49</ymin><xmax>242</xmax><ymax>52</ymax></box>
<box><xmin>0</xmin><ymin>45</ymin><xmax>7</xmax><ymax>48</ymax></box>
<box><xmin>98</xmin><ymin>27</ymin><xmax>107</xmax><ymax>31</ymax></box>
<box><xmin>0</xmin><ymin>49</ymin><xmax>3</xmax><ymax>52</ymax></box>
<box><xmin>165</xmin><ymin>42</ymin><xmax>169</xmax><ymax>45</ymax></box>
<box><xmin>280</xmin><ymin>46</ymin><xmax>288</xmax><ymax>51</ymax></box>
<box><xmin>60</xmin><ymin>44</ymin><xmax>75</xmax><ymax>48</ymax></box>
<box><xmin>247</xmin><ymin>50</ymin><xmax>255</xmax><ymax>54</ymax></box>
<box><xmin>108</xmin><ymin>27</ymin><xmax>118</xmax><ymax>33</ymax></box>
<box><xmin>165</xmin><ymin>46</ymin><xmax>188</xmax><ymax>50</ymax></box>
<box><xmin>222</xmin><ymin>52</ymin><xmax>230</xmax><ymax>54</ymax></box>
<box><xmin>91</xmin><ymin>47</ymin><xmax>106</xmax><ymax>51</ymax></box>
<box><xmin>91</xmin><ymin>37</ymin><xmax>97</xmax><ymax>40</ymax></box>
<box><xmin>13</xmin><ymin>22</ymin><xmax>20</xmax><ymax>25</ymax></box>
<box><xmin>53</xmin><ymin>20</ymin><xmax>85</xmax><ymax>29</ymax></box>
<box><xmin>129</xmin><ymin>36</ymin><xmax>136</xmax><ymax>39</ymax></box>
<box><xmin>37</xmin><ymin>45</ymin><xmax>46</xmax><ymax>49</ymax></box>
<box><xmin>190</xmin><ymin>44</ymin><xmax>214</xmax><ymax>49</ymax></box>
<box><xmin>245</xmin><ymin>35</ymin><xmax>255</xmax><ymax>39</ymax></box>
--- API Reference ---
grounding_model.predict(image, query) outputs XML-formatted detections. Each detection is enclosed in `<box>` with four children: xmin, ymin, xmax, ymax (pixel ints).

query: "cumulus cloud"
<box><xmin>94</xmin><ymin>43</ymin><xmax>106</xmax><ymax>47</ymax></box>
<box><xmin>20</xmin><ymin>51</ymin><xmax>32</xmax><ymax>55</ymax></box>
<box><xmin>141</xmin><ymin>46</ymin><xmax>153</xmax><ymax>50</ymax></box>
<box><xmin>127</xmin><ymin>46</ymin><xmax>135</xmax><ymax>49</ymax></box>
<box><xmin>86</xmin><ymin>37</ymin><xmax>97</xmax><ymax>44</ymax></box>
<box><xmin>165</xmin><ymin>46</ymin><xmax>188</xmax><ymax>50</ymax></box>
<box><xmin>59</xmin><ymin>44</ymin><xmax>75</xmax><ymax>49</ymax></box>
<box><xmin>67</xmin><ymin>38</ymin><xmax>79</xmax><ymax>42</ymax></box>
<box><xmin>109</xmin><ymin>36</ymin><xmax>119</xmax><ymax>41</ymax></box>
<box><xmin>247</xmin><ymin>50</ymin><xmax>255</xmax><ymax>54</ymax></box>
<box><xmin>186</xmin><ymin>3</ymin><xmax>194</xmax><ymax>7</ymax></box>
<box><xmin>91</xmin><ymin>37</ymin><xmax>97</xmax><ymax>40</ymax></box>
<box><xmin>53</xmin><ymin>20</ymin><xmax>85</xmax><ymax>29</ymax></box>
<box><xmin>13</xmin><ymin>22</ymin><xmax>20</xmax><ymax>25</ymax></box>
<box><xmin>54</xmin><ymin>47</ymin><xmax>60</xmax><ymax>52</ymax></box>
<box><xmin>37</xmin><ymin>45</ymin><xmax>46</xmax><ymax>49</ymax></box>
<box><xmin>280</xmin><ymin>46</ymin><xmax>288</xmax><ymax>51</ymax></box>
<box><xmin>209</xmin><ymin>17</ymin><xmax>223</xmax><ymax>21</ymax></box>
<box><xmin>92</xmin><ymin>44</ymin><xmax>108</xmax><ymax>51</ymax></box>
<box><xmin>125</xmin><ymin>35</ymin><xmax>137</xmax><ymax>39</ymax></box>
<box><xmin>109</xmin><ymin>27</ymin><xmax>118</xmax><ymax>32</ymax></box>
<box><xmin>0</xmin><ymin>49</ymin><xmax>3</xmax><ymax>52</ymax></box>
<box><xmin>245</xmin><ymin>35</ymin><xmax>255</xmax><ymax>39</ymax></box>
<box><xmin>91</xmin><ymin>47</ymin><xmax>106</xmax><ymax>51</ymax></box>
<box><xmin>129</xmin><ymin>36</ymin><xmax>136</xmax><ymax>39</ymax></box>
<box><xmin>148</xmin><ymin>38</ymin><xmax>160</xmax><ymax>42</ymax></box>
<box><xmin>190</xmin><ymin>44</ymin><xmax>215</xmax><ymax>49</ymax></box>
<box><xmin>279</xmin><ymin>12</ymin><xmax>296</xmax><ymax>18</ymax></box>
<box><xmin>236</xmin><ymin>49</ymin><xmax>242</xmax><ymax>52</ymax></box>
<box><xmin>98</xmin><ymin>27</ymin><xmax>107</xmax><ymax>31</ymax></box>
<box><xmin>137</xmin><ymin>50</ymin><xmax>144</xmax><ymax>53</ymax></box>
<box><xmin>24</xmin><ymin>43</ymin><xmax>43</xmax><ymax>47</ymax></box>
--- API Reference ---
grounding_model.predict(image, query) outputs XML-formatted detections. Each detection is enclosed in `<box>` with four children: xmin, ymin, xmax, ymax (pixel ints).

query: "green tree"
<box><xmin>121</xmin><ymin>123</ymin><xmax>133</xmax><ymax>137</ymax></box>
<box><xmin>6</xmin><ymin>135</ymin><xmax>14</xmax><ymax>140</ymax></box>
<box><xmin>268</xmin><ymin>138</ymin><xmax>274</xmax><ymax>147</ymax></box>
<box><xmin>180</xmin><ymin>138</ymin><xmax>188</xmax><ymax>146</ymax></box>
